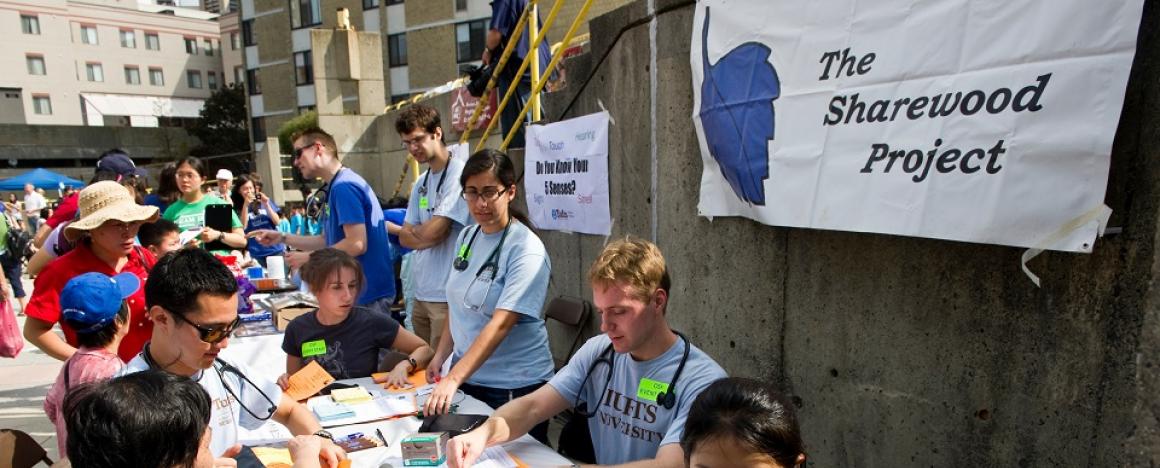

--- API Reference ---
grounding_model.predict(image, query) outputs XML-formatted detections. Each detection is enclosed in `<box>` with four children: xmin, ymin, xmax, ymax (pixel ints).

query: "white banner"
<box><xmin>691</xmin><ymin>0</ymin><xmax>1142</xmax><ymax>252</ymax></box>
<box><xmin>525</xmin><ymin>112</ymin><xmax>612</xmax><ymax>235</ymax></box>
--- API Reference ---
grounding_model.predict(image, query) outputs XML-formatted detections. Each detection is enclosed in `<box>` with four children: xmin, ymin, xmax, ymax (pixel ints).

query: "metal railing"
<box><xmin>459</xmin><ymin>0</ymin><xmax>597</xmax><ymax>151</ymax></box>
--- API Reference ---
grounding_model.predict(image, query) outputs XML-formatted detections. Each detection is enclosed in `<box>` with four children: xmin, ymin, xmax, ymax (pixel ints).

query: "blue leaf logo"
<box><xmin>699</xmin><ymin>7</ymin><xmax>780</xmax><ymax>206</ymax></box>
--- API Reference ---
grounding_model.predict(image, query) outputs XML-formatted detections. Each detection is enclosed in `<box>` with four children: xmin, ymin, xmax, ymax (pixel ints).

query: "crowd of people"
<box><xmin>2</xmin><ymin>103</ymin><xmax>807</xmax><ymax>468</ymax></box>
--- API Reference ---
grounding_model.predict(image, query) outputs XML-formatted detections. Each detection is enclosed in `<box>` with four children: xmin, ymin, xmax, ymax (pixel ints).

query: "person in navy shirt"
<box><xmin>250</xmin><ymin>128</ymin><xmax>398</xmax><ymax>321</ymax></box>
<box><xmin>485</xmin><ymin>0</ymin><xmax>553</xmax><ymax>148</ymax></box>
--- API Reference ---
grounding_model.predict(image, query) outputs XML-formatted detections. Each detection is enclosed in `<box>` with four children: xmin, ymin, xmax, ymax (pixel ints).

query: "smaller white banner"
<box><xmin>525</xmin><ymin>112</ymin><xmax>612</xmax><ymax>235</ymax></box>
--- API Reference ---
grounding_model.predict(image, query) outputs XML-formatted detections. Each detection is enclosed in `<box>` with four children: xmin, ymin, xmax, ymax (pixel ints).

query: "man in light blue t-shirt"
<box><xmin>445</xmin><ymin>238</ymin><xmax>727</xmax><ymax>468</ymax></box>
<box><xmin>387</xmin><ymin>105</ymin><xmax>471</xmax><ymax>349</ymax></box>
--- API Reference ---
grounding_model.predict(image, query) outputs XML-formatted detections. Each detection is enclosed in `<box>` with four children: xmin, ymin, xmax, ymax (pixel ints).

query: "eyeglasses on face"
<box><xmin>100</xmin><ymin>220</ymin><xmax>144</xmax><ymax>235</ymax></box>
<box><xmin>401</xmin><ymin>133</ymin><xmax>432</xmax><ymax>149</ymax></box>
<box><xmin>292</xmin><ymin>141</ymin><xmax>317</xmax><ymax>161</ymax></box>
<box><xmin>462</xmin><ymin>187</ymin><xmax>508</xmax><ymax>202</ymax></box>
<box><xmin>170</xmin><ymin>311</ymin><xmax>240</xmax><ymax>344</ymax></box>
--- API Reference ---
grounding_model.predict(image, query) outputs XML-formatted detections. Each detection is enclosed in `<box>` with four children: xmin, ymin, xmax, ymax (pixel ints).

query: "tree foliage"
<box><xmin>277</xmin><ymin>111</ymin><xmax>318</xmax><ymax>155</ymax></box>
<box><xmin>188</xmin><ymin>83</ymin><xmax>249</xmax><ymax>157</ymax></box>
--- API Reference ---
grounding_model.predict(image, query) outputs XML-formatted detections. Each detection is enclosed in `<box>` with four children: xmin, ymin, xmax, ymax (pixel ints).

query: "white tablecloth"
<box><xmin>220</xmin><ymin>330</ymin><xmax>571</xmax><ymax>467</ymax></box>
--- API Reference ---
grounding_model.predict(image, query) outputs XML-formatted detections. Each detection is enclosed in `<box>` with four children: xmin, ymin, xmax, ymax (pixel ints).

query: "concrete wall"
<box><xmin>534</xmin><ymin>0</ymin><xmax>1160</xmax><ymax>466</ymax></box>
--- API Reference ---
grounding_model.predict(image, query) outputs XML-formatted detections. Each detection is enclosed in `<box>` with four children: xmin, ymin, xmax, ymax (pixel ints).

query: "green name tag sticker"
<box><xmin>419</xmin><ymin>196</ymin><xmax>429</xmax><ymax>210</ymax></box>
<box><xmin>302</xmin><ymin>339</ymin><xmax>327</xmax><ymax>357</ymax></box>
<box><xmin>637</xmin><ymin>378</ymin><xmax>670</xmax><ymax>402</ymax></box>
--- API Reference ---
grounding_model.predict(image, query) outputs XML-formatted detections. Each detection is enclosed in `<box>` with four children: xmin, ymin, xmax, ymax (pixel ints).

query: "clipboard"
<box><xmin>203</xmin><ymin>203</ymin><xmax>234</xmax><ymax>251</ymax></box>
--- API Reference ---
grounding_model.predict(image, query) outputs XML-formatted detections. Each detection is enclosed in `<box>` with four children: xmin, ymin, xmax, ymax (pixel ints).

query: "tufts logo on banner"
<box><xmin>691</xmin><ymin>0</ymin><xmax>1143</xmax><ymax>253</ymax></box>
<box><xmin>525</xmin><ymin>112</ymin><xmax>612</xmax><ymax>235</ymax></box>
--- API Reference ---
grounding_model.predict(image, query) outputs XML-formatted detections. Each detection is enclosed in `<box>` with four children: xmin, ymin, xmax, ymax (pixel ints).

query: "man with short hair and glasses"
<box><xmin>386</xmin><ymin>104</ymin><xmax>471</xmax><ymax>343</ymax></box>
<box><xmin>250</xmin><ymin>127</ymin><xmax>398</xmax><ymax>322</ymax></box>
<box><xmin>121</xmin><ymin>248</ymin><xmax>347</xmax><ymax>464</ymax></box>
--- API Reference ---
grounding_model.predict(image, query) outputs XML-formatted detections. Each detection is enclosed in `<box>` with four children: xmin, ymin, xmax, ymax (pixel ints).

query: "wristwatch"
<box><xmin>217</xmin><ymin>230</ymin><xmax>225</xmax><ymax>242</ymax></box>
<box><xmin>408</xmin><ymin>357</ymin><xmax>418</xmax><ymax>374</ymax></box>
<box><xmin>313</xmin><ymin>429</ymin><xmax>333</xmax><ymax>441</ymax></box>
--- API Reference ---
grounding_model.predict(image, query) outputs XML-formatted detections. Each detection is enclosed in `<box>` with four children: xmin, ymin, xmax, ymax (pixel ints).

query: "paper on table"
<box><xmin>332</xmin><ymin>386</ymin><xmax>373</xmax><ymax>404</ymax></box>
<box><xmin>285</xmin><ymin>361</ymin><xmax>336</xmax><ymax>401</ymax></box>
<box><xmin>179</xmin><ymin>228</ymin><xmax>201</xmax><ymax>245</ymax></box>
<box><xmin>471</xmin><ymin>445</ymin><xmax>524</xmax><ymax>468</ymax></box>
<box><xmin>251</xmin><ymin>446</ymin><xmax>293</xmax><ymax>467</ymax></box>
<box><xmin>371</xmin><ymin>369</ymin><xmax>429</xmax><ymax>391</ymax></box>
<box><xmin>307</xmin><ymin>391</ymin><xmax>417</xmax><ymax>427</ymax></box>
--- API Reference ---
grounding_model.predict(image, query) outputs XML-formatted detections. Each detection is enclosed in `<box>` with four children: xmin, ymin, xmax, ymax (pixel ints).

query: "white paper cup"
<box><xmin>266</xmin><ymin>255</ymin><xmax>287</xmax><ymax>279</ymax></box>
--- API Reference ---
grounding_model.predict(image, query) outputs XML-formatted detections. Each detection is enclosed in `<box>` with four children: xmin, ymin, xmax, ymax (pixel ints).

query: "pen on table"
<box><xmin>376</xmin><ymin>428</ymin><xmax>388</xmax><ymax>446</ymax></box>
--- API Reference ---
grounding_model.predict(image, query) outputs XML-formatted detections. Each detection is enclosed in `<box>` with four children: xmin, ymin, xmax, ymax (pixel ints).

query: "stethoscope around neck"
<box><xmin>455</xmin><ymin>219</ymin><xmax>513</xmax><ymax>310</ymax></box>
<box><xmin>573</xmin><ymin>330</ymin><xmax>692</xmax><ymax>418</ymax></box>
<box><xmin>142</xmin><ymin>343</ymin><xmax>278</xmax><ymax>421</ymax></box>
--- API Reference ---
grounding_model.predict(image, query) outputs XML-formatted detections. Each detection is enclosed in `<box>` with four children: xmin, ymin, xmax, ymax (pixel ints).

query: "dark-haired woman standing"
<box><xmin>422</xmin><ymin>149</ymin><xmax>553</xmax><ymax>443</ymax></box>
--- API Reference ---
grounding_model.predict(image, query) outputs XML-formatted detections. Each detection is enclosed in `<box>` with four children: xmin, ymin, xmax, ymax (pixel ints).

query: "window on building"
<box><xmin>185</xmin><ymin>38</ymin><xmax>198</xmax><ymax>55</ymax></box>
<box><xmin>290</xmin><ymin>0</ymin><xmax>322</xmax><ymax>28</ymax></box>
<box><xmin>455</xmin><ymin>0</ymin><xmax>467</xmax><ymax>11</ymax></box>
<box><xmin>230</xmin><ymin>32</ymin><xmax>240</xmax><ymax>50</ymax></box>
<box><xmin>364</xmin><ymin>0</ymin><xmax>380</xmax><ymax>9</ymax></box>
<box><xmin>80</xmin><ymin>25</ymin><xmax>98</xmax><ymax>45</ymax></box>
<box><xmin>294</xmin><ymin>51</ymin><xmax>313</xmax><ymax>85</ymax></box>
<box><xmin>124</xmin><ymin>66</ymin><xmax>141</xmax><ymax>85</ymax></box>
<box><xmin>455</xmin><ymin>19</ymin><xmax>487</xmax><ymax>63</ymax></box>
<box><xmin>120</xmin><ymin>30</ymin><xmax>136</xmax><ymax>48</ymax></box>
<box><xmin>208</xmin><ymin>71</ymin><xmax>218</xmax><ymax>90</ymax></box>
<box><xmin>242</xmin><ymin>20</ymin><xmax>256</xmax><ymax>46</ymax></box>
<box><xmin>246</xmin><ymin>69</ymin><xmax>261</xmax><ymax>95</ymax></box>
<box><xmin>86</xmin><ymin>63</ymin><xmax>104</xmax><ymax>82</ymax></box>
<box><xmin>386</xmin><ymin>0</ymin><xmax>403</xmax><ymax>5</ymax></box>
<box><xmin>20</xmin><ymin>15</ymin><xmax>40</xmax><ymax>35</ymax></box>
<box><xmin>32</xmin><ymin>95</ymin><xmax>52</xmax><ymax>115</ymax></box>
<box><xmin>145</xmin><ymin>32</ymin><xmax>160</xmax><ymax>50</ymax></box>
<box><xmin>187</xmin><ymin>70</ymin><xmax>203</xmax><ymax>89</ymax></box>
<box><xmin>298</xmin><ymin>105</ymin><xmax>315</xmax><ymax>114</ymax></box>
<box><xmin>204</xmin><ymin>39</ymin><xmax>214</xmax><ymax>56</ymax></box>
<box><xmin>388</xmin><ymin>33</ymin><xmax>407</xmax><ymax>67</ymax></box>
<box><xmin>149</xmin><ymin>67</ymin><xmax>164</xmax><ymax>86</ymax></box>
<box><xmin>25</xmin><ymin>55</ymin><xmax>45</xmax><ymax>76</ymax></box>
<box><xmin>234</xmin><ymin>66</ymin><xmax>244</xmax><ymax>85</ymax></box>
<box><xmin>251</xmin><ymin>117</ymin><xmax>266</xmax><ymax>143</ymax></box>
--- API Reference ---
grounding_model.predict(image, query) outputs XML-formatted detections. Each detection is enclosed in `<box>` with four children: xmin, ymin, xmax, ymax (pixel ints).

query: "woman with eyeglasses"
<box><xmin>23</xmin><ymin>181</ymin><xmax>160</xmax><ymax>363</ymax></box>
<box><xmin>423</xmin><ymin>149</ymin><xmax>554</xmax><ymax>444</ymax></box>
<box><xmin>163</xmin><ymin>157</ymin><xmax>247</xmax><ymax>253</ymax></box>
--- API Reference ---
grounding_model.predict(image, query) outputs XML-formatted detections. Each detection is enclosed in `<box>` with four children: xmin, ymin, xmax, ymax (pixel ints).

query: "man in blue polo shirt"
<box><xmin>250</xmin><ymin>128</ymin><xmax>397</xmax><ymax>320</ymax></box>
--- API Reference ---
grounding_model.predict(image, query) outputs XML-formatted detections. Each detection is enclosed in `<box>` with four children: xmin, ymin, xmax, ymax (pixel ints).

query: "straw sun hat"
<box><xmin>64</xmin><ymin>181</ymin><xmax>159</xmax><ymax>242</ymax></box>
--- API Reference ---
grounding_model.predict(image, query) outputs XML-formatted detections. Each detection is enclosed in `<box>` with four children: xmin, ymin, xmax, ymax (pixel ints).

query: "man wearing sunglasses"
<box><xmin>250</xmin><ymin>127</ymin><xmax>397</xmax><ymax>323</ymax></box>
<box><xmin>121</xmin><ymin>249</ymin><xmax>347</xmax><ymax>466</ymax></box>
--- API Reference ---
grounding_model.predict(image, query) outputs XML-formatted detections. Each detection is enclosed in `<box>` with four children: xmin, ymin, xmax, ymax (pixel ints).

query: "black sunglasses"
<box><xmin>292</xmin><ymin>142</ymin><xmax>316</xmax><ymax>160</ymax></box>
<box><xmin>171</xmin><ymin>312</ymin><xmax>240</xmax><ymax>344</ymax></box>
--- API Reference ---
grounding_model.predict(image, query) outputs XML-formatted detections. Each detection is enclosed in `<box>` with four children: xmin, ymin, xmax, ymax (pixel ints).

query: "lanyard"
<box><xmin>418</xmin><ymin>168</ymin><xmax>447</xmax><ymax>211</ymax></box>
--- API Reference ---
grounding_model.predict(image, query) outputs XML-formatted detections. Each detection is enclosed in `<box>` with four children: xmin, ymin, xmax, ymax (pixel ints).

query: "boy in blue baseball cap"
<box><xmin>42</xmin><ymin>271</ymin><xmax>140</xmax><ymax>458</ymax></box>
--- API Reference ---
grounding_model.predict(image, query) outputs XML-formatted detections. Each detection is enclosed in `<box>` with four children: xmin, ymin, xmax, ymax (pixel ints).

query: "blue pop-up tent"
<box><xmin>0</xmin><ymin>168</ymin><xmax>84</xmax><ymax>191</ymax></box>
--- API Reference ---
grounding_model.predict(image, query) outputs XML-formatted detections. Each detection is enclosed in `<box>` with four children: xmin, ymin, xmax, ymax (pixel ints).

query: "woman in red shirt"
<box><xmin>22</xmin><ymin>181</ymin><xmax>159</xmax><ymax>362</ymax></box>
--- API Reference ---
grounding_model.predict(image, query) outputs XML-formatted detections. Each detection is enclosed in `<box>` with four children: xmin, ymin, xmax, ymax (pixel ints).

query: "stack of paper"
<box><xmin>313</xmin><ymin>401</ymin><xmax>355</xmax><ymax>422</ymax></box>
<box><xmin>331</xmin><ymin>386</ymin><xmax>373</xmax><ymax>404</ymax></box>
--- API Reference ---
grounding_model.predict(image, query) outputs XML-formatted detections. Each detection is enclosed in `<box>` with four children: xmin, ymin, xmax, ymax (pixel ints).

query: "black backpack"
<box><xmin>2</xmin><ymin>216</ymin><xmax>31</xmax><ymax>263</ymax></box>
